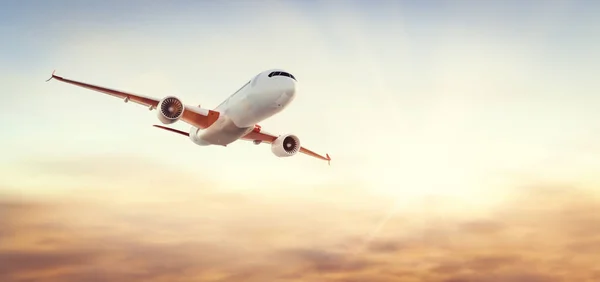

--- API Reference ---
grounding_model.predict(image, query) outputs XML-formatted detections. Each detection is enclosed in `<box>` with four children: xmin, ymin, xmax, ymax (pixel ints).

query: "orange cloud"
<box><xmin>2</xmin><ymin>156</ymin><xmax>600</xmax><ymax>281</ymax></box>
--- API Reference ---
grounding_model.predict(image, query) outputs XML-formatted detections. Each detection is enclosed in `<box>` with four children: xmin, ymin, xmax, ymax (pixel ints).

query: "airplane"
<box><xmin>46</xmin><ymin>69</ymin><xmax>331</xmax><ymax>164</ymax></box>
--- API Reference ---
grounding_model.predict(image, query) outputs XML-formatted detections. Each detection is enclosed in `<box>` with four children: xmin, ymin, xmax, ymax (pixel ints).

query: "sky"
<box><xmin>1</xmin><ymin>0</ymin><xmax>600</xmax><ymax>281</ymax></box>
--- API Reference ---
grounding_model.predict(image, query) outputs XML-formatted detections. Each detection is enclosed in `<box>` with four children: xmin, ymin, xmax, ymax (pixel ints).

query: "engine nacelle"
<box><xmin>271</xmin><ymin>134</ymin><xmax>301</xmax><ymax>157</ymax></box>
<box><xmin>157</xmin><ymin>96</ymin><xmax>184</xmax><ymax>124</ymax></box>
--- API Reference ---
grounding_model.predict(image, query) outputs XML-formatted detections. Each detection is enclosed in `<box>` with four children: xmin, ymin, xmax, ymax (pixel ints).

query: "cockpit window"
<box><xmin>268</xmin><ymin>71</ymin><xmax>296</xmax><ymax>81</ymax></box>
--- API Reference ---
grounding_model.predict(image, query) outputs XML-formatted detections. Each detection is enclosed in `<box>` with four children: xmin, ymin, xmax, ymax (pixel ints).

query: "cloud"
<box><xmin>1</xmin><ymin>182</ymin><xmax>600</xmax><ymax>282</ymax></box>
<box><xmin>276</xmin><ymin>248</ymin><xmax>375</xmax><ymax>274</ymax></box>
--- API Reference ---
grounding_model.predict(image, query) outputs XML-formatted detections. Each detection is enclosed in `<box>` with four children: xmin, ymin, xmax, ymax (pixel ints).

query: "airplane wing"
<box><xmin>153</xmin><ymin>124</ymin><xmax>331</xmax><ymax>164</ymax></box>
<box><xmin>242</xmin><ymin>127</ymin><xmax>332</xmax><ymax>165</ymax></box>
<box><xmin>46</xmin><ymin>71</ymin><xmax>220</xmax><ymax>129</ymax></box>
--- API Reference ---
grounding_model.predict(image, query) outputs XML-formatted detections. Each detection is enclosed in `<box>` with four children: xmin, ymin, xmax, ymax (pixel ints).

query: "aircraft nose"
<box><xmin>283</xmin><ymin>77</ymin><xmax>296</xmax><ymax>97</ymax></box>
<box><xmin>274</xmin><ymin>78</ymin><xmax>296</xmax><ymax>108</ymax></box>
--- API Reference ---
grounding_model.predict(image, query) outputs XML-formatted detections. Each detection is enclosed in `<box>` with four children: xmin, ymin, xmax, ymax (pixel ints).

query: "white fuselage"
<box><xmin>188</xmin><ymin>69</ymin><xmax>297</xmax><ymax>146</ymax></box>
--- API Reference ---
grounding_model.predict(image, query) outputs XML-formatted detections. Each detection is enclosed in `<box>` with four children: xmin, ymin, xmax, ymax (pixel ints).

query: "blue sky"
<box><xmin>1</xmin><ymin>0</ymin><xmax>599</xmax><ymax>204</ymax></box>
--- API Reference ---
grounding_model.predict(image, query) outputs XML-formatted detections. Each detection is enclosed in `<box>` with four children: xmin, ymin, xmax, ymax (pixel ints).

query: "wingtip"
<box><xmin>45</xmin><ymin>69</ymin><xmax>56</xmax><ymax>82</ymax></box>
<box><xmin>326</xmin><ymin>153</ymin><xmax>331</xmax><ymax>166</ymax></box>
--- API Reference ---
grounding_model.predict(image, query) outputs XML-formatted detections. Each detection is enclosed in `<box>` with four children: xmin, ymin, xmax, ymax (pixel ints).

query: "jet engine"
<box><xmin>157</xmin><ymin>96</ymin><xmax>184</xmax><ymax>124</ymax></box>
<box><xmin>271</xmin><ymin>134</ymin><xmax>301</xmax><ymax>157</ymax></box>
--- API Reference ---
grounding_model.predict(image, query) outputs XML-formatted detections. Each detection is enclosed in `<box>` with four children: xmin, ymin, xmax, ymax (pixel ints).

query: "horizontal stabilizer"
<box><xmin>153</xmin><ymin>125</ymin><xmax>189</xmax><ymax>137</ymax></box>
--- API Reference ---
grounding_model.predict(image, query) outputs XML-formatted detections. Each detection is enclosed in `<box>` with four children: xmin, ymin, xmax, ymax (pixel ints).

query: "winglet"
<box><xmin>45</xmin><ymin>70</ymin><xmax>56</xmax><ymax>82</ymax></box>
<box><xmin>326</xmin><ymin>153</ymin><xmax>331</xmax><ymax>166</ymax></box>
